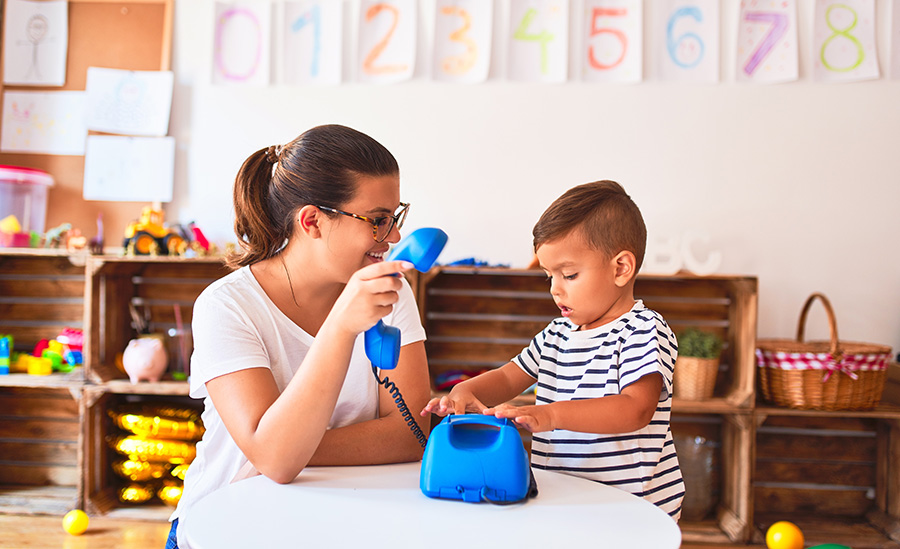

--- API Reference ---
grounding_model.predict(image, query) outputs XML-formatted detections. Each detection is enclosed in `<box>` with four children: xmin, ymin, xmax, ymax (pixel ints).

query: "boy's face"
<box><xmin>536</xmin><ymin>230</ymin><xmax>636</xmax><ymax>331</ymax></box>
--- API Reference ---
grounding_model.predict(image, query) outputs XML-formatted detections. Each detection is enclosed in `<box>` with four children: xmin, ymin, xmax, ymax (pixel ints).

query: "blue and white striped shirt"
<box><xmin>513</xmin><ymin>300</ymin><xmax>684</xmax><ymax>520</ymax></box>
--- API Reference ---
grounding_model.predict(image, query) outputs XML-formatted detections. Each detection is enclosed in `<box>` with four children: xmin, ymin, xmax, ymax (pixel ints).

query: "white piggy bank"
<box><xmin>123</xmin><ymin>337</ymin><xmax>168</xmax><ymax>384</ymax></box>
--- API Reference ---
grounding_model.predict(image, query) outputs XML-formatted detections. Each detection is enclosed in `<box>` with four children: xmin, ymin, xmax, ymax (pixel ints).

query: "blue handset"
<box><xmin>364</xmin><ymin>228</ymin><xmax>448</xmax><ymax>371</ymax></box>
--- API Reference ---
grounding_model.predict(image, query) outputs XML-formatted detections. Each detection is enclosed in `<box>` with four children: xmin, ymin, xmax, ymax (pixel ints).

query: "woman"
<box><xmin>167</xmin><ymin>125</ymin><xmax>430</xmax><ymax>548</ymax></box>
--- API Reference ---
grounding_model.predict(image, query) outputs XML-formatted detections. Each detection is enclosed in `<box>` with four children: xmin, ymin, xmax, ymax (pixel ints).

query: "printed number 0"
<box><xmin>441</xmin><ymin>6</ymin><xmax>477</xmax><ymax>75</ymax></box>
<box><xmin>666</xmin><ymin>6</ymin><xmax>704</xmax><ymax>69</ymax></box>
<box><xmin>820</xmin><ymin>4</ymin><xmax>864</xmax><ymax>72</ymax></box>
<box><xmin>363</xmin><ymin>3</ymin><xmax>408</xmax><ymax>75</ymax></box>
<box><xmin>588</xmin><ymin>7</ymin><xmax>627</xmax><ymax>70</ymax></box>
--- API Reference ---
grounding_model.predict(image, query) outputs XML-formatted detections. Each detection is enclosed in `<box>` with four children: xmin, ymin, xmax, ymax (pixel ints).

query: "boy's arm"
<box><xmin>421</xmin><ymin>362</ymin><xmax>535</xmax><ymax>417</ymax></box>
<box><xmin>487</xmin><ymin>372</ymin><xmax>663</xmax><ymax>434</ymax></box>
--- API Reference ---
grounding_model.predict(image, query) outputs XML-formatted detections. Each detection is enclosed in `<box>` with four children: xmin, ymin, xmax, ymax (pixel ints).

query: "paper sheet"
<box><xmin>2</xmin><ymin>0</ymin><xmax>68</xmax><ymax>86</ymax></box>
<box><xmin>82</xmin><ymin>136</ymin><xmax>175</xmax><ymax>202</ymax></box>
<box><xmin>582</xmin><ymin>0</ymin><xmax>642</xmax><ymax>83</ymax></box>
<box><xmin>283</xmin><ymin>0</ymin><xmax>343</xmax><ymax>85</ymax></box>
<box><xmin>812</xmin><ymin>0</ymin><xmax>879</xmax><ymax>82</ymax></box>
<box><xmin>507</xmin><ymin>0</ymin><xmax>569</xmax><ymax>83</ymax></box>
<box><xmin>432</xmin><ymin>0</ymin><xmax>493</xmax><ymax>83</ymax></box>
<box><xmin>655</xmin><ymin>0</ymin><xmax>720</xmax><ymax>83</ymax></box>
<box><xmin>213</xmin><ymin>2</ymin><xmax>272</xmax><ymax>86</ymax></box>
<box><xmin>358</xmin><ymin>0</ymin><xmax>416</xmax><ymax>84</ymax></box>
<box><xmin>1</xmin><ymin>91</ymin><xmax>86</xmax><ymax>155</ymax></box>
<box><xmin>737</xmin><ymin>0</ymin><xmax>799</xmax><ymax>84</ymax></box>
<box><xmin>86</xmin><ymin>67</ymin><xmax>174</xmax><ymax>136</ymax></box>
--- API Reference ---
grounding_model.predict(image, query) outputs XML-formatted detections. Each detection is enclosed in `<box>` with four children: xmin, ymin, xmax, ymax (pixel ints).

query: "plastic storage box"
<box><xmin>0</xmin><ymin>165</ymin><xmax>54</xmax><ymax>247</ymax></box>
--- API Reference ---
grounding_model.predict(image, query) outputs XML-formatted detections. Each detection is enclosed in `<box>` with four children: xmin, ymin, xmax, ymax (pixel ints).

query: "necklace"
<box><xmin>281</xmin><ymin>254</ymin><xmax>301</xmax><ymax>308</ymax></box>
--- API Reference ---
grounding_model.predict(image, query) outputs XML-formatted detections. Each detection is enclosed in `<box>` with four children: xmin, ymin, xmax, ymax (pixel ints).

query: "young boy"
<box><xmin>421</xmin><ymin>180</ymin><xmax>684</xmax><ymax>520</ymax></box>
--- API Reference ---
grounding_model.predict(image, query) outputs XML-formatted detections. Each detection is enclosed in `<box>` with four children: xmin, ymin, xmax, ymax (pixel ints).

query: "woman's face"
<box><xmin>320</xmin><ymin>173</ymin><xmax>403</xmax><ymax>280</ymax></box>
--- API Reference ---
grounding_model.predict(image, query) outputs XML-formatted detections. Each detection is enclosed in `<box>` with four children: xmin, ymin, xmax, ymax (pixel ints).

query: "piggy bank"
<box><xmin>123</xmin><ymin>337</ymin><xmax>168</xmax><ymax>384</ymax></box>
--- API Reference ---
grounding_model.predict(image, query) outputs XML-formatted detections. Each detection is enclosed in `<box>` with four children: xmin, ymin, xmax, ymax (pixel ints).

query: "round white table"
<box><xmin>183</xmin><ymin>461</ymin><xmax>681</xmax><ymax>548</ymax></box>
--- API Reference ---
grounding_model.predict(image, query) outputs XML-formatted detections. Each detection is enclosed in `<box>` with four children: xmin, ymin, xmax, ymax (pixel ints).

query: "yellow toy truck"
<box><xmin>123</xmin><ymin>206</ymin><xmax>185</xmax><ymax>255</ymax></box>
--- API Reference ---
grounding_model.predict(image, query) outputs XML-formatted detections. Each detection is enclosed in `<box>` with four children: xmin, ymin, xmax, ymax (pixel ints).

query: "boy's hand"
<box><xmin>485</xmin><ymin>403</ymin><xmax>555</xmax><ymax>433</ymax></box>
<box><xmin>420</xmin><ymin>390</ymin><xmax>487</xmax><ymax>417</ymax></box>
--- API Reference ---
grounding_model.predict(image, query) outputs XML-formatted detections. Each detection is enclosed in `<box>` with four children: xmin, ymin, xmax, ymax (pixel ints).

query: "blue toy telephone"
<box><xmin>420</xmin><ymin>414</ymin><xmax>538</xmax><ymax>504</ymax></box>
<box><xmin>364</xmin><ymin>227</ymin><xmax>448</xmax><ymax>448</ymax></box>
<box><xmin>364</xmin><ymin>227</ymin><xmax>447</xmax><ymax>372</ymax></box>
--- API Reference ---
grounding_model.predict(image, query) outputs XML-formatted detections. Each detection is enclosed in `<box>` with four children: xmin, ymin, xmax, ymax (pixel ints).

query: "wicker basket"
<box><xmin>756</xmin><ymin>293</ymin><xmax>892</xmax><ymax>411</ymax></box>
<box><xmin>674</xmin><ymin>357</ymin><xmax>719</xmax><ymax>400</ymax></box>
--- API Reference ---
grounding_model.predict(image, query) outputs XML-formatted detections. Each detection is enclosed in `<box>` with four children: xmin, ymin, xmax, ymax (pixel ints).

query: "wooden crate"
<box><xmin>420</xmin><ymin>267</ymin><xmax>758</xmax><ymax>409</ymax></box>
<box><xmin>0</xmin><ymin>386</ymin><xmax>82</xmax><ymax>515</ymax></box>
<box><xmin>84</xmin><ymin>256</ymin><xmax>232</xmax><ymax>387</ymax></box>
<box><xmin>752</xmin><ymin>410</ymin><xmax>900</xmax><ymax>546</ymax></box>
<box><xmin>0</xmin><ymin>251</ymin><xmax>86</xmax><ymax>365</ymax></box>
<box><xmin>83</xmin><ymin>387</ymin><xmax>201</xmax><ymax>519</ymax></box>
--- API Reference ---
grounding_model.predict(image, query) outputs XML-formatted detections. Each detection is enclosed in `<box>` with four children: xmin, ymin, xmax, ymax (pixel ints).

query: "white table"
<box><xmin>183</xmin><ymin>462</ymin><xmax>681</xmax><ymax>548</ymax></box>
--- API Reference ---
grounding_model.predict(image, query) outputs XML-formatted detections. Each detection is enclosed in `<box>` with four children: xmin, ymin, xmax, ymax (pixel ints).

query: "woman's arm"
<box><xmin>205</xmin><ymin>260</ymin><xmax>413</xmax><ymax>484</ymax></box>
<box><xmin>308</xmin><ymin>340</ymin><xmax>431</xmax><ymax>465</ymax></box>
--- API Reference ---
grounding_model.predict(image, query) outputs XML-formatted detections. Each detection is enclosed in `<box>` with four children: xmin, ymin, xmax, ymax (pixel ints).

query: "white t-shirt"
<box><xmin>171</xmin><ymin>266</ymin><xmax>425</xmax><ymax>546</ymax></box>
<box><xmin>513</xmin><ymin>300</ymin><xmax>684</xmax><ymax>520</ymax></box>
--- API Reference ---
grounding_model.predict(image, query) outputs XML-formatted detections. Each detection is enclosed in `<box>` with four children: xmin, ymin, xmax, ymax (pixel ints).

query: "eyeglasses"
<box><xmin>315</xmin><ymin>202</ymin><xmax>409</xmax><ymax>243</ymax></box>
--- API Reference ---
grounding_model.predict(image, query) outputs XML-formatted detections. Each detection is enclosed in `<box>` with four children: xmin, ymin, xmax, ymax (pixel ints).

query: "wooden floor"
<box><xmin>0</xmin><ymin>514</ymin><xmax>767</xmax><ymax>549</ymax></box>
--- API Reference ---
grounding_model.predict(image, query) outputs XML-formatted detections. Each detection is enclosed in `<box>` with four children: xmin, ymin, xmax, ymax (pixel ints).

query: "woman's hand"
<box><xmin>329</xmin><ymin>260</ymin><xmax>414</xmax><ymax>335</ymax></box>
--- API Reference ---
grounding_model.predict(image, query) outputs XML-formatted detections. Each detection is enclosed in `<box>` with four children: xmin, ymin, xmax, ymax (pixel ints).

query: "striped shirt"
<box><xmin>513</xmin><ymin>300</ymin><xmax>684</xmax><ymax>520</ymax></box>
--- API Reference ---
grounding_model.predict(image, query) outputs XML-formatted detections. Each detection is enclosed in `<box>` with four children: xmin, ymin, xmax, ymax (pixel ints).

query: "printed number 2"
<box><xmin>588</xmin><ymin>7</ymin><xmax>627</xmax><ymax>70</ymax></box>
<box><xmin>666</xmin><ymin>6</ymin><xmax>704</xmax><ymax>69</ymax></box>
<box><xmin>291</xmin><ymin>4</ymin><xmax>322</xmax><ymax>77</ymax></box>
<box><xmin>742</xmin><ymin>11</ymin><xmax>787</xmax><ymax>75</ymax></box>
<box><xmin>441</xmin><ymin>6</ymin><xmax>477</xmax><ymax>75</ymax></box>
<box><xmin>513</xmin><ymin>8</ymin><xmax>554</xmax><ymax>74</ymax></box>
<box><xmin>363</xmin><ymin>3</ymin><xmax>408</xmax><ymax>75</ymax></box>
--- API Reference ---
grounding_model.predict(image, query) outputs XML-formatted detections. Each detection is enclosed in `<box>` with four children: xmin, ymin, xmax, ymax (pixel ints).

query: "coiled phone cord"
<box><xmin>372</xmin><ymin>366</ymin><xmax>428</xmax><ymax>448</ymax></box>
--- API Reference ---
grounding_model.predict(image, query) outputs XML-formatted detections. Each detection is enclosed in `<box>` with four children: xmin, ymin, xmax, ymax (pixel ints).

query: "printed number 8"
<box><xmin>820</xmin><ymin>3</ymin><xmax>864</xmax><ymax>73</ymax></box>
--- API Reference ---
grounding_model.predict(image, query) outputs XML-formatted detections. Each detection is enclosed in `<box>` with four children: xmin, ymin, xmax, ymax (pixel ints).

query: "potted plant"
<box><xmin>674</xmin><ymin>328</ymin><xmax>723</xmax><ymax>400</ymax></box>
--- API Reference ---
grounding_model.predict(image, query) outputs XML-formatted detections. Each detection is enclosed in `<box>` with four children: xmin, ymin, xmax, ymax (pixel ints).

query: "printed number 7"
<box><xmin>742</xmin><ymin>11</ymin><xmax>788</xmax><ymax>76</ymax></box>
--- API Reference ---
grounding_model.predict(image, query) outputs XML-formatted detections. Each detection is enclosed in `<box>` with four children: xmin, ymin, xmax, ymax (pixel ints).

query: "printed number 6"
<box><xmin>666</xmin><ymin>6</ymin><xmax>704</xmax><ymax>69</ymax></box>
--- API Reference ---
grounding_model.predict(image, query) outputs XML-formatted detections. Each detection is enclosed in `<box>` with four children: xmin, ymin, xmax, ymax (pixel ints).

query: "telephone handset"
<box><xmin>364</xmin><ymin>228</ymin><xmax>448</xmax><ymax>447</ymax></box>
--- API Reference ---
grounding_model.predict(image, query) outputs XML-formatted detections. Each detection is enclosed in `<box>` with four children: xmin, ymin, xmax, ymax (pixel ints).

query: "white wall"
<box><xmin>168</xmin><ymin>0</ymin><xmax>900</xmax><ymax>354</ymax></box>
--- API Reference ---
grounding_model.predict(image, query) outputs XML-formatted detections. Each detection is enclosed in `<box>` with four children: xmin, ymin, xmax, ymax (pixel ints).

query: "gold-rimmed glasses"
<box><xmin>315</xmin><ymin>202</ymin><xmax>409</xmax><ymax>243</ymax></box>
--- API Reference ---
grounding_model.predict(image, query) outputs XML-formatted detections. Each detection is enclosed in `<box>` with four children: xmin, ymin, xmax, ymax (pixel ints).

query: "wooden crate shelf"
<box><xmin>84</xmin><ymin>256</ymin><xmax>232</xmax><ymax>385</ymax></box>
<box><xmin>0</xmin><ymin>386</ymin><xmax>82</xmax><ymax>515</ymax></box>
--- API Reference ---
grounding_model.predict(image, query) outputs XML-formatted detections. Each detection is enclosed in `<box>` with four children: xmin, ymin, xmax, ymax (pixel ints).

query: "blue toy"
<box><xmin>364</xmin><ymin>227</ymin><xmax>448</xmax><ymax>371</ymax></box>
<box><xmin>420</xmin><ymin>414</ymin><xmax>537</xmax><ymax>504</ymax></box>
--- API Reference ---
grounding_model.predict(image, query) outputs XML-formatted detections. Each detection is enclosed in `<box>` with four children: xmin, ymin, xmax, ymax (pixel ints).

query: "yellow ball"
<box><xmin>62</xmin><ymin>509</ymin><xmax>89</xmax><ymax>536</ymax></box>
<box><xmin>766</xmin><ymin>521</ymin><xmax>804</xmax><ymax>549</ymax></box>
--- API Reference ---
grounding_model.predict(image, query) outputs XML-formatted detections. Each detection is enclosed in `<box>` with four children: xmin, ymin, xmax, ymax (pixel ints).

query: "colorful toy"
<box><xmin>27</xmin><ymin>357</ymin><xmax>52</xmax><ymax>376</ymax></box>
<box><xmin>0</xmin><ymin>336</ymin><xmax>10</xmax><ymax>375</ymax></box>
<box><xmin>122</xmin><ymin>337</ymin><xmax>169</xmax><ymax>383</ymax></box>
<box><xmin>62</xmin><ymin>509</ymin><xmax>89</xmax><ymax>535</ymax></box>
<box><xmin>43</xmin><ymin>222</ymin><xmax>71</xmax><ymax>248</ymax></box>
<box><xmin>766</xmin><ymin>521</ymin><xmax>804</xmax><ymax>549</ymax></box>
<box><xmin>123</xmin><ymin>206</ymin><xmax>185</xmax><ymax>255</ymax></box>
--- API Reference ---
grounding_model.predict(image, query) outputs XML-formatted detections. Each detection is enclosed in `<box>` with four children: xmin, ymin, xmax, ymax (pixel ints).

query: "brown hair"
<box><xmin>228</xmin><ymin>124</ymin><xmax>399</xmax><ymax>268</ymax></box>
<box><xmin>533</xmin><ymin>180</ymin><xmax>647</xmax><ymax>271</ymax></box>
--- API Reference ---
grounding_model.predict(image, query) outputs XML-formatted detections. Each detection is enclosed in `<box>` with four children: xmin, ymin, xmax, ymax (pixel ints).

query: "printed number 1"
<box><xmin>363</xmin><ymin>3</ymin><xmax>408</xmax><ymax>75</ymax></box>
<box><xmin>513</xmin><ymin>8</ymin><xmax>555</xmax><ymax>74</ymax></box>
<box><xmin>588</xmin><ymin>7</ymin><xmax>627</xmax><ymax>70</ymax></box>
<box><xmin>742</xmin><ymin>11</ymin><xmax>787</xmax><ymax>75</ymax></box>
<box><xmin>291</xmin><ymin>4</ymin><xmax>322</xmax><ymax>77</ymax></box>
